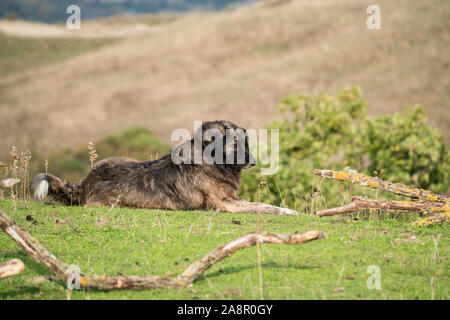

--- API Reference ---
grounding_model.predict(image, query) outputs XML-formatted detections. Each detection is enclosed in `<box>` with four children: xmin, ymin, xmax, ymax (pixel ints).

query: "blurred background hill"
<box><xmin>0</xmin><ymin>0</ymin><xmax>449</xmax><ymax>162</ymax></box>
<box><xmin>0</xmin><ymin>0</ymin><xmax>253</xmax><ymax>22</ymax></box>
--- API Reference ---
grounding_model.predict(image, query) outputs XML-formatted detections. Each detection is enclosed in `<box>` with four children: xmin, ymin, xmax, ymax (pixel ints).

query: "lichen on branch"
<box><xmin>313</xmin><ymin>169</ymin><xmax>448</xmax><ymax>203</ymax></box>
<box><xmin>313</xmin><ymin>168</ymin><xmax>449</xmax><ymax>226</ymax></box>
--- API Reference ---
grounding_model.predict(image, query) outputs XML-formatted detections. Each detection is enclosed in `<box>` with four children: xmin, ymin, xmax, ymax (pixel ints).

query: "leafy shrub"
<box><xmin>363</xmin><ymin>105</ymin><xmax>449</xmax><ymax>191</ymax></box>
<box><xmin>240</xmin><ymin>87</ymin><xmax>449</xmax><ymax>211</ymax></box>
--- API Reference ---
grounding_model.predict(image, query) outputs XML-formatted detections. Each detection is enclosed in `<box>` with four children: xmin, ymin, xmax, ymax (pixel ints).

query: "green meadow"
<box><xmin>0</xmin><ymin>199</ymin><xmax>447</xmax><ymax>300</ymax></box>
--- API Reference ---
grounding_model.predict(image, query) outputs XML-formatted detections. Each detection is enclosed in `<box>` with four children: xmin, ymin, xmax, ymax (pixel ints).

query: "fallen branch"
<box><xmin>313</xmin><ymin>169</ymin><xmax>448</xmax><ymax>203</ymax></box>
<box><xmin>0</xmin><ymin>178</ymin><xmax>20</xmax><ymax>189</ymax></box>
<box><xmin>0</xmin><ymin>259</ymin><xmax>25</xmax><ymax>279</ymax></box>
<box><xmin>0</xmin><ymin>208</ymin><xmax>325</xmax><ymax>290</ymax></box>
<box><xmin>316</xmin><ymin>197</ymin><xmax>446</xmax><ymax>217</ymax></box>
<box><xmin>313</xmin><ymin>168</ymin><xmax>449</xmax><ymax>226</ymax></box>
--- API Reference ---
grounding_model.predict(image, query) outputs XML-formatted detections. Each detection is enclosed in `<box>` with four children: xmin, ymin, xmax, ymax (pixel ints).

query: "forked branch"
<box><xmin>313</xmin><ymin>169</ymin><xmax>449</xmax><ymax>226</ymax></box>
<box><xmin>313</xmin><ymin>169</ymin><xmax>448</xmax><ymax>203</ymax></box>
<box><xmin>0</xmin><ymin>208</ymin><xmax>325</xmax><ymax>290</ymax></box>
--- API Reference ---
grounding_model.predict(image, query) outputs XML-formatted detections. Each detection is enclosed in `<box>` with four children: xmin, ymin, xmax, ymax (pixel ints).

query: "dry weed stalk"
<box><xmin>88</xmin><ymin>142</ymin><xmax>98</xmax><ymax>168</ymax></box>
<box><xmin>7</xmin><ymin>147</ymin><xmax>32</xmax><ymax>200</ymax></box>
<box><xmin>9</xmin><ymin>146</ymin><xmax>19</xmax><ymax>198</ymax></box>
<box><xmin>20</xmin><ymin>151</ymin><xmax>31</xmax><ymax>200</ymax></box>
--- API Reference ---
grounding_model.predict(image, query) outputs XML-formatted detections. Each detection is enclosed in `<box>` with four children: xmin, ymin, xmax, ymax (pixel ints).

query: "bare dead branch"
<box><xmin>313</xmin><ymin>169</ymin><xmax>448</xmax><ymax>203</ymax></box>
<box><xmin>0</xmin><ymin>178</ymin><xmax>20</xmax><ymax>189</ymax></box>
<box><xmin>313</xmin><ymin>168</ymin><xmax>449</xmax><ymax>226</ymax></box>
<box><xmin>316</xmin><ymin>197</ymin><xmax>446</xmax><ymax>217</ymax></box>
<box><xmin>0</xmin><ymin>207</ymin><xmax>325</xmax><ymax>290</ymax></box>
<box><xmin>0</xmin><ymin>259</ymin><xmax>25</xmax><ymax>279</ymax></box>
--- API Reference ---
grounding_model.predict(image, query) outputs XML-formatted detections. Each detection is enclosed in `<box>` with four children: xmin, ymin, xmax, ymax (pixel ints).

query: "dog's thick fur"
<box><xmin>31</xmin><ymin>121</ymin><xmax>297</xmax><ymax>215</ymax></box>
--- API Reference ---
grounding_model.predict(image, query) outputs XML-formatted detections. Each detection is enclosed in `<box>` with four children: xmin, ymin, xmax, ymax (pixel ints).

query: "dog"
<box><xmin>31</xmin><ymin>121</ymin><xmax>298</xmax><ymax>215</ymax></box>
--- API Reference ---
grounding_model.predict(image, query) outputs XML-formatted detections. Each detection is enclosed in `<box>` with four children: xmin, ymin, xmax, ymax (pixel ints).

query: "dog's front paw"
<box><xmin>279</xmin><ymin>207</ymin><xmax>299</xmax><ymax>216</ymax></box>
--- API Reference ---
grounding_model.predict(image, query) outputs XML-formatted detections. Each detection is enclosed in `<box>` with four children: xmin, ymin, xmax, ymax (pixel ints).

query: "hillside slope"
<box><xmin>0</xmin><ymin>0</ymin><xmax>449</xmax><ymax>159</ymax></box>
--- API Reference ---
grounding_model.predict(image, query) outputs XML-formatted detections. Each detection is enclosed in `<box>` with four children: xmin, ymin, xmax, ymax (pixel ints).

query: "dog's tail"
<box><xmin>31</xmin><ymin>173</ymin><xmax>83</xmax><ymax>205</ymax></box>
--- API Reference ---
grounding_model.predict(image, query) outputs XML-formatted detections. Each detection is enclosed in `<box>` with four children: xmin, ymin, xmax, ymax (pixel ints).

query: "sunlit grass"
<box><xmin>0</xmin><ymin>199</ymin><xmax>447</xmax><ymax>300</ymax></box>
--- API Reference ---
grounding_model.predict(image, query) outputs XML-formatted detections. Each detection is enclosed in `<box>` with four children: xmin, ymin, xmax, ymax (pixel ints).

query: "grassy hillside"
<box><xmin>0</xmin><ymin>32</ymin><xmax>116</xmax><ymax>75</ymax></box>
<box><xmin>0</xmin><ymin>199</ymin><xmax>448</xmax><ymax>300</ymax></box>
<box><xmin>0</xmin><ymin>0</ymin><xmax>449</xmax><ymax>161</ymax></box>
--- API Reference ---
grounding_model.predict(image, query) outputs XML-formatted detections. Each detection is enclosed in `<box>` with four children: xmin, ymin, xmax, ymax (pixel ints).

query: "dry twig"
<box><xmin>0</xmin><ymin>178</ymin><xmax>20</xmax><ymax>189</ymax></box>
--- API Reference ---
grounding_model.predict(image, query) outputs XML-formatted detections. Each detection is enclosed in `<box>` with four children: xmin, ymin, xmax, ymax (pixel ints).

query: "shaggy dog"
<box><xmin>31</xmin><ymin>121</ymin><xmax>297</xmax><ymax>215</ymax></box>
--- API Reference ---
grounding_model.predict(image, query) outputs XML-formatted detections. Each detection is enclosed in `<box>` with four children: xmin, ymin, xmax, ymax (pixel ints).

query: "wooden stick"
<box><xmin>0</xmin><ymin>208</ymin><xmax>71</xmax><ymax>281</ymax></box>
<box><xmin>0</xmin><ymin>259</ymin><xmax>25</xmax><ymax>279</ymax></box>
<box><xmin>0</xmin><ymin>208</ymin><xmax>325</xmax><ymax>290</ymax></box>
<box><xmin>316</xmin><ymin>197</ymin><xmax>446</xmax><ymax>217</ymax></box>
<box><xmin>313</xmin><ymin>169</ymin><xmax>449</xmax><ymax>203</ymax></box>
<box><xmin>0</xmin><ymin>178</ymin><xmax>20</xmax><ymax>189</ymax></box>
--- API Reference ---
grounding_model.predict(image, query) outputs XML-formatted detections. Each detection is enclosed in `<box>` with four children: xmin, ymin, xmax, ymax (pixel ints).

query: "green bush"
<box><xmin>240</xmin><ymin>87</ymin><xmax>449</xmax><ymax>211</ymax></box>
<box><xmin>363</xmin><ymin>105</ymin><xmax>449</xmax><ymax>191</ymax></box>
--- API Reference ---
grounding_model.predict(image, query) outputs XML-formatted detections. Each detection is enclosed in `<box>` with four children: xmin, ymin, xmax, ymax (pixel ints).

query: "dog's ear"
<box><xmin>201</xmin><ymin>121</ymin><xmax>228</xmax><ymax>146</ymax></box>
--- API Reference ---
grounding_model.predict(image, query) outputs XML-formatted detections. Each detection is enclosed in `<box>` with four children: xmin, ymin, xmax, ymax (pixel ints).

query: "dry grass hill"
<box><xmin>0</xmin><ymin>0</ymin><xmax>449</xmax><ymax>159</ymax></box>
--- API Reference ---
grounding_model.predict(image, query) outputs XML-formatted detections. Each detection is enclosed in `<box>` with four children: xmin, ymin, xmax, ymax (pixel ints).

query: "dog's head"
<box><xmin>195</xmin><ymin>120</ymin><xmax>256</xmax><ymax>171</ymax></box>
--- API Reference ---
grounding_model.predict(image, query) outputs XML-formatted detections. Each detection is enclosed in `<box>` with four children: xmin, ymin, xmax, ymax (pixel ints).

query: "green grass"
<box><xmin>0</xmin><ymin>32</ymin><xmax>116</xmax><ymax>76</ymax></box>
<box><xmin>0</xmin><ymin>199</ymin><xmax>448</xmax><ymax>300</ymax></box>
